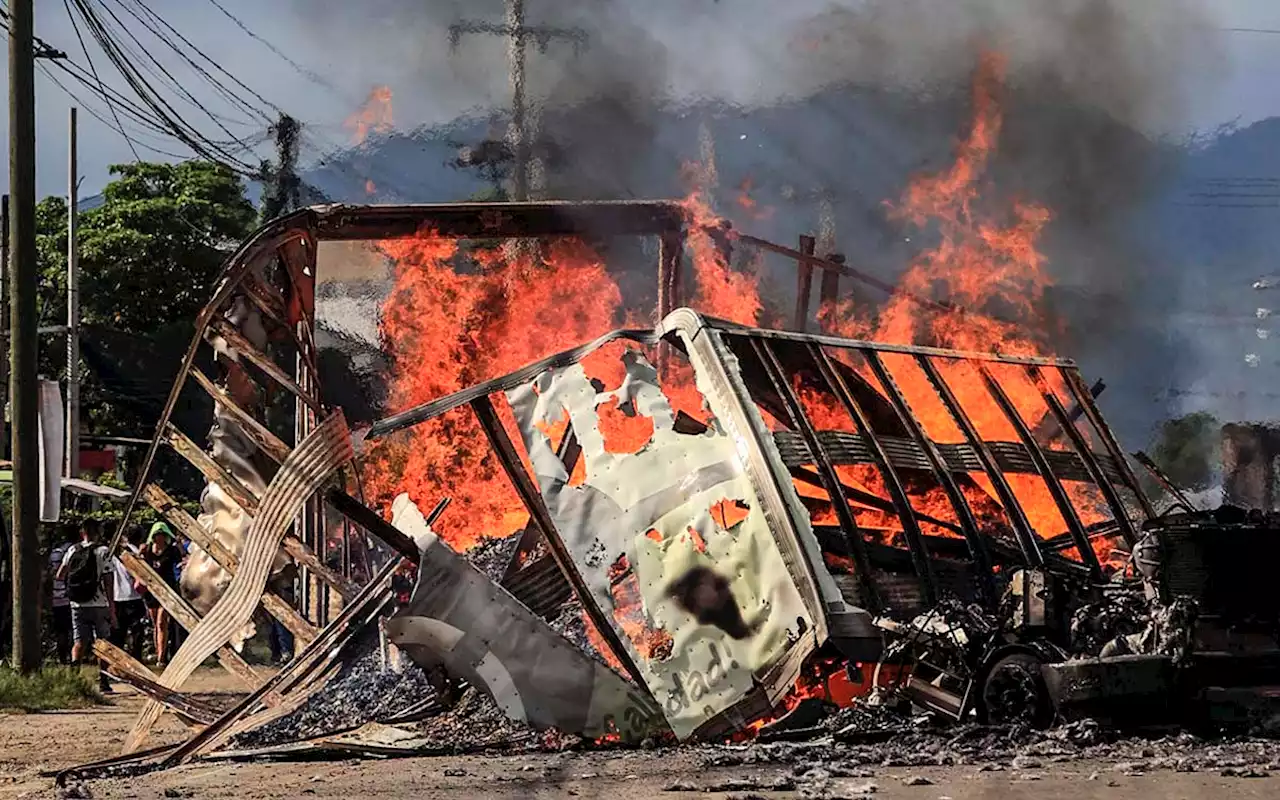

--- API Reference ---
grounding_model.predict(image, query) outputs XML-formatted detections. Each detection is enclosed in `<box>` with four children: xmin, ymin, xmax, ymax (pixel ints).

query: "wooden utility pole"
<box><xmin>9</xmin><ymin>0</ymin><xmax>39</xmax><ymax>673</ymax></box>
<box><xmin>66</xmin><ymin>107</ymin><xmax>80</xmax><ymax>479</ymax></box>
<box><xmin>1</xmin><ymin>195</ymin><xmax>9</xmax><ymax>464</ymax></box>
<box><xmin>449</xmin><ymin>0</ymin><xmax>586</xmax><ymax>201</ymax></box>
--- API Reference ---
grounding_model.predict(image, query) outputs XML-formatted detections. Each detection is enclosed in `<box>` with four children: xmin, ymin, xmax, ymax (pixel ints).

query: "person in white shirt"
<box><xmin>56</xmin><ymin>520</ymin><xmax>115</xmax><ymax>693</ymax></box>
<box><xmin>109</xmin><ymin>529</ymin><xmax>147</xmax><ymax>662</ymax></box>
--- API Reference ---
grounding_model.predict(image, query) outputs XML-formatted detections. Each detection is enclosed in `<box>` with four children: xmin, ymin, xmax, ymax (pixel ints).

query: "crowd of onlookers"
<box><xmin>48</xmin><ymin>518</ymin><xmax>189</xmax><ymax>692</ymax></box>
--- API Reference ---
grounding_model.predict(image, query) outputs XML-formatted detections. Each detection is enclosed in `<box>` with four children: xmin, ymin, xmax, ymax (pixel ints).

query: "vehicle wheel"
<box><xmin>978</xmin><ymin>652</ymin><xmax>1053</xmax><ymax>728</ymax></box>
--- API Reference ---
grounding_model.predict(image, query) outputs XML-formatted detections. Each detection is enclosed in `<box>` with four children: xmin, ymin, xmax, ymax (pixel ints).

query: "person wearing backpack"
<box><xmin>55</xmin><ymin>520</ymin><xmax>115</xmax><ymax>693</ymax></box>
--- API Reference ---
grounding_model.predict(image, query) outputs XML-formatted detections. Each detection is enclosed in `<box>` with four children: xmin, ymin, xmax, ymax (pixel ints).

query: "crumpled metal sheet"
<box><xmin>385</xmin><ymin>495</ymin><xmax>665</xmax><ymax>744</ymax></box>
<box><xmin>505</xmin><ymin>348</ymin><xmax>815</xmax><ymax>740</ymax></box>
<box><xmin>125</xmin><ymin>412</ymin><xmax>355</xmax><ymax>754</ymax></box>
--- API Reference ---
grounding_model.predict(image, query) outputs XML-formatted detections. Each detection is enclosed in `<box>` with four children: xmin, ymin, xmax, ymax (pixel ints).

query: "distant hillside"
<box><xmin>300</xmin><ymin>86</ymin><xmax>1280</xmax><ymax>443</ymax></box>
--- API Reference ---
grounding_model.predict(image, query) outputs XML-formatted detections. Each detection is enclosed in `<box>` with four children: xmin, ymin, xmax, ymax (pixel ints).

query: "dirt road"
<box><xmin>2</xmin><ymin>670</ymin><xmax>1278</xmax><ymax>799</ymax></box>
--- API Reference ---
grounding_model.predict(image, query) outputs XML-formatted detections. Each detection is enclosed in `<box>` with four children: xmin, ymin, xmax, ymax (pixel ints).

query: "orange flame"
<box><xmin>819</xmin><ymin>52</ymin><xmax>1112</xmax><ymax>547</ymax></box>
<box><xmin>346</xmin><ymin>86</ymin><xmax>394</xmax><ymax>145</ymax></box>
<box><xmin>367</xmin><ymin>51</ymin><xmax>1117</xmax><ymax>674</ymax></box>
<box><xmin>681</xmin><ymin>167</ymin><xmax>762</xmax><ymax>326</ymax></box>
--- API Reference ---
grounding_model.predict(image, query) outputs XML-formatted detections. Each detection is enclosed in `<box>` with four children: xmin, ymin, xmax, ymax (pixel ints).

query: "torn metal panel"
<box><xmin>662</xmin><ymin>314</ymin><xmax>881</xmax><ymax>655</ymax></box>
<box><xmin>385</xmin><ymin>495</ymin><xmax>664</xmax><ymax>744</ymax></box>
<box><xmin>505</xmin><ymin>345</ymin><xmax>819</xmax><ymax>741</ymax></box>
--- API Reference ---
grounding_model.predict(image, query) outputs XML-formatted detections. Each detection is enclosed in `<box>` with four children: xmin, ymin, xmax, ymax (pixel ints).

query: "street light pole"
<box><xmin>67</xmin><ymin>107</ymin><xmax>80</xmax><ymax>479</ymax></box>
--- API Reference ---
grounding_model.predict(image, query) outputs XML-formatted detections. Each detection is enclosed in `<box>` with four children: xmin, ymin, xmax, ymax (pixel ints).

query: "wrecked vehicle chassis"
<box><xmin>371</xmin><ymin>308</ymin><xmax>1280</xmax><ymax>736</ymax></box>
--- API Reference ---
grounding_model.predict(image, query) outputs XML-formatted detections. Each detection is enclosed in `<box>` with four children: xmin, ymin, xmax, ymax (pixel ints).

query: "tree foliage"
<box><xmin>34</xmin><ymin>161</ymin><xmax>255</xmax><ymax>439</ymax></box>
<box><xmin>39</xmin><ymin>161</ymin><xmax>255</xmax><ymax>332</ymax></box>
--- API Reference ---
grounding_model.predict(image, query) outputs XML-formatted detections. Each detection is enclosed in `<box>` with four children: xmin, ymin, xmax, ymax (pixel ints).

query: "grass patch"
<box><xmin>0</xmin><ymin>665</ymin><xmax>103</xmax><ymax>712</ymax></box>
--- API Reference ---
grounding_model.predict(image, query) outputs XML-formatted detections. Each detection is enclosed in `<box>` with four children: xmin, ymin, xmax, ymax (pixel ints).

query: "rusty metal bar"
<box><xmin>502</xmin><ymin>427</ymin><xmax>581</xmax><ymax>583</ymax></box>
<box><xmin>165</xmin><ymin>423</ymin><xmax>260</xmax><ymax>513</ymax></box>
<box><xmin>810</xmin><ymin>344</ymin><xmax>997</xmax><ymax>606</ymax></box>
<box><xmin>789</xmin><ymin>464</ymin><xmax>966</xmax><ymax>537</ymax></box>
<box><xmin>1060</xmin><ymin>368</ymin><xmax>1158</xmax><ymax>522</ymax></box>
<box><xmin>977</xmin><ymin>366</ymin><xmax>1102</xmax><ymax>581</ymax></box>
<box><xmin>657</xmin><ymin>228</ymin><xmax>684</xmax><ymax>320</ymax></box>
<box><xmin>161</xmin><ymin>552</ymin><xmax>404</xmax><ymax>768</ymax></box>
<box><xmin>910</xmin><ymin>356</ymin><xmax>1045</xmax><ymax>568</ymax></box>
<box><xmin>657</xmin><ymin>228</ymin><xmax>684</xmax><ymax>375</ymax></box>
<box><xmin>1033</xmin><ymin>378</ymin><xmax>1105</xmax><ymax>444</ymax></box>
<box><xmin>470</xmin><ymin>395</ymin><xmax>647</xmax><ymax>688</ymax></box>
<box><xmin>1029</xmin><ymin>367</ymin><xmax>1141</xmax><ymax>546</ymax></box>
<box><xmin>324</xmin><ymin>489</ymin><xmax>429</xmax><ymax>565</ymax></box>
<box><xmin>819</xmin><ymin>254</ymin><xmax>842</xmax><ymax>314</ymax></box>
<box><xmin>750</xmin><ymin>339</ymin><xmax>887</xmax><ymax>612</ymax></box>
<box><xmin>107</xmin><ymin>224</ymin><xmax>311</xmax><ymax>555</ymax></box>
<box><xmin>311</xmin><ymin>200</ymin><xmax>686</xmax><ymax>240</ymax></box>
<box><xmin>737</xmin><ymin>232</ymin><xmax>960</xmax><ymax>315</ymax></box>
<box><xmin>117</xmin><ymin>551</ymin><xmax>260</xmax><ymax>689</ymax></box>
<box><xmin>280</xmin><ymin>536</ymin><xmax>360</xmax><ymax>600</ymax></box>
<box><xmin>140</xmin><ymin>483</ymin><xmax>317</xmax><ymax>645</ymax></box>
<box><xmin>1133</xmin><ymin>451</ymin><xmax>1199</xmax><ymax>513</ymax></box>
<box><xmin>208</xmin><ymin>317</ymin><xmax>323</xmax><ymax>415</ymax></box>
<box><xmin>189</xmin><ymin>369</ymin><xmax>291</xmax><ymax>464</ymax></box>
<box><xmin>852</xmin><ymin>351</ymin><xmax>1003</xmax><ymax>604</ymax></box>
<box><xmin>94</xmin><ymin>641</ymin><xmax>220</xmax><ymax>726</ymax></box>
<box><xmin>370</xmin><ymin>328</ymin><xmax>660</xmax><ymax>440</ymax></box>
<box><xmin>238</xmin><ymin>273</ymin><xmax>288</xmax><ymax>329</ymax></box>
<box><xmin>793</xmin><ymin>235</ymin><xmax>816</xmax><ymax>332</ymax></box>
<box><xmin>714</xmin><ymin>324</ymin><xmax>1074</xmax><ymax>368</ymax></box>
<box><xmin>239</xmin><ymin>277</ymin><xmax>314</xmax><ymax>379</ymax></box>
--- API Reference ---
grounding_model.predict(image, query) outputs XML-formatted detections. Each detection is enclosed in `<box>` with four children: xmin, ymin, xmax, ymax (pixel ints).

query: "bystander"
<box><xmin>47</xmin><ymin>526</ymin><xmax>76</xmax><ymax>664</ymax></box>
<box><xmin>109</xmin><ymin>529</ymin><xmax>147</xmax><ymax>662</ymax></box>
<box><xmin>56</xmin><ymin>521</ymin><xmax>115</xmax><ymax>693</ymax></box>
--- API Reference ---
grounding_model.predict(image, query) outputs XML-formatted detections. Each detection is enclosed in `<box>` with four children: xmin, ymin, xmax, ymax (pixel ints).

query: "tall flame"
<box><xmin>820</xmin><ymin>52</ymin><xmax>1110</xmax><ymax>548</ymax></box>
<box><xmin>366</xmin><ymin>51</ymin><xmax>1110</xmax><ymax>562</ymax></box>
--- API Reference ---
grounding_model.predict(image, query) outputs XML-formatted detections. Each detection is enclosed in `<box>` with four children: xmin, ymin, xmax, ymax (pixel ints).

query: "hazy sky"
<box><xmin>2</xmin><ymin>0</ymin><xmax>1279</xmax><ymax>197</ymax></box>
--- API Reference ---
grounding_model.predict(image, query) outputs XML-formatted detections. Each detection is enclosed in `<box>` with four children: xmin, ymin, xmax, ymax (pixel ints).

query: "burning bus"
<box><xmin>369</xmin><ymin>306</ymin><xmax>1280</xmax><ymax>741</ymax></box>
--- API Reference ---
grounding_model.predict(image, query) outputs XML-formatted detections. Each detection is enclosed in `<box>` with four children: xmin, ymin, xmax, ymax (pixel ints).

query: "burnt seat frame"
<box><xmin>700</xmin><ymin>319</ymin><xmax>1154</xmax><ymax>618</ymax></box>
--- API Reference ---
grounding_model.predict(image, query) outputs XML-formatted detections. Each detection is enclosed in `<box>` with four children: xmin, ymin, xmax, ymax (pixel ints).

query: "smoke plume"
<box><xmin>293</xmin><ymin>0</ymin><xmax>1227</xmax><ymax>440</ymax></box>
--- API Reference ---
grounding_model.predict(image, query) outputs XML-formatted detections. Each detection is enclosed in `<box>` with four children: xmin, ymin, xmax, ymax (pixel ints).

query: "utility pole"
<box><xmin>260</xmin><ymin>113</ymin><xmax>301</xmax><ymax>223</ymax></box>
<box><xmin>66</xmin><ymin>107</ymin><xmax>80</xmax><ymax>479</ymax></box>
<box><xmin>9</xmin><ymin>0</ymin><xmax>39</xmax><ymax>674</ymax></box>
<box><xmin>449</xmin><ymin>0</ymin><xmax>586</xmax><ymax>201</ymax></box>
<box><xmin>1</xmin><ymin>195</ymin><xmax>9</xmax><ymax>463</ymax></box>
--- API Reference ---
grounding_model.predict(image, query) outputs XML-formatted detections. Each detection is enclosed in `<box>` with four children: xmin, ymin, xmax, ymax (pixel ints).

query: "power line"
<box><xmin>60</xmin><ymin>0</ymin><xmax>140</xmax><ymax>160</ymax></box>
<box><xmin>109</xmin><ymin>0</ymin><xmax>277</xmax><ymax>124</ymax></box>
<box><xmin>36</xmin><ymin>63</ymin><xmax>188</xmax><ymax>159</ymax></box>
<box><xmin>200</xmin><ymin>0</ymin><xmax>356</xmax><ymax>105</ymax></box>
<box><xmin>63</xmin><ymin>0</ymin><xmax>261</xmax><ymax>174</ymax></box>
<box><xmin>1221</xmin><ymin>27</ymin><xmax>1280</xmax><ymax>36</ymax></box>
<box><xmin>91</xmin><ymin>0</ymin><xmax>259</xmax><ymax>135</ymax></box>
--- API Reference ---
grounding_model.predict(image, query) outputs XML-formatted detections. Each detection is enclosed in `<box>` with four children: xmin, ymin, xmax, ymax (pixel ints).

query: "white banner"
<box><xmin>37</xmin><ymin>379</ymin><xmax>63</xmax><ymax>522</ymax></box>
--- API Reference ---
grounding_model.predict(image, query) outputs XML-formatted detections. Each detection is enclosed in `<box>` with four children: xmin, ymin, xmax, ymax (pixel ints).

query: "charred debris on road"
<box><xmin>59</xmin><ymin>202</ymin><xmax>1280</xmax><ymax>785</ymax></box>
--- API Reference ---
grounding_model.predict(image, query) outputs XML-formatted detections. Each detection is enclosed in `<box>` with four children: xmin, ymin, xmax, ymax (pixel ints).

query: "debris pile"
<box><xmin>61</xmin><ymin>200</ymin><xmax>1280</xmax><ymax>790</ymax></box>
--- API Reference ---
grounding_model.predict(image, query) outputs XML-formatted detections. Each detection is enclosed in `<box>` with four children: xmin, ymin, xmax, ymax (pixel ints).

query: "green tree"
<box><xmin>35</xmin><ymin>161</ymin><xmax>256</xmax><ymax>438</ymax></box>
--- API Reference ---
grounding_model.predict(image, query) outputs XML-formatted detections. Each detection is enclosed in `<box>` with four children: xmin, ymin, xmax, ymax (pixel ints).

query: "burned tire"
<box><xmin>978</xmin><ymin>653</ymin><xmax>1053</xmax><ymax>729</ymax></box>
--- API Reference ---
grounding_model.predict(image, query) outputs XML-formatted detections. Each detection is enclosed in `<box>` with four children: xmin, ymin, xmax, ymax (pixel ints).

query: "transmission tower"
<box><xmin>449</xmin><ymin>0</ymin><xmax>587</xmax><ymax>201</ymax></box>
